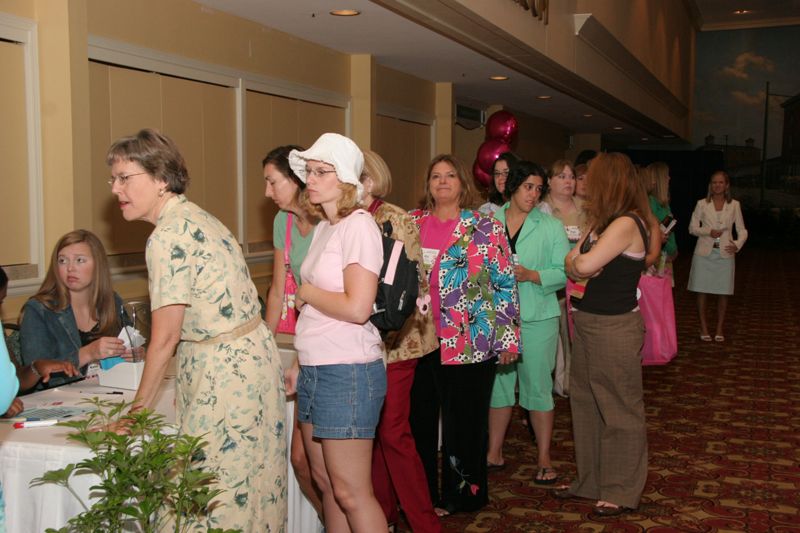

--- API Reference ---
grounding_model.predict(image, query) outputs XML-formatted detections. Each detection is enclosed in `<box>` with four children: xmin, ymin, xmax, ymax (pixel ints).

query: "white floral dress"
<box><xmin>147</xmin><ymin>195</ymin><xmax>286</xmax><ymax>532</ymax></box>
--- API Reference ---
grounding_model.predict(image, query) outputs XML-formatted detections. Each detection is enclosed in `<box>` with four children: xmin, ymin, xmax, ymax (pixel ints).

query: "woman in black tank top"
<box><xmin>558</xmin><ymin>153</ymin><xmax>659</xmax><ymax>517</ymax></box>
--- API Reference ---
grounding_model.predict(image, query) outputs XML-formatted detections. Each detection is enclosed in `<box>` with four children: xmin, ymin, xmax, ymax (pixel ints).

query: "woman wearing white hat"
<box><xmin>288</xmin><ymin>133</ymin><xmax>388</xmax><ymax>532</ymax></box>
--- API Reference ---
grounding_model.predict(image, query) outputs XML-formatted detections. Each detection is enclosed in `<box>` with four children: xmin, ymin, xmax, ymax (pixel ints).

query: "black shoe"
<box><xmin>591</xmin><ymin>505</ymin><xmax>634</xmax><ymax>517</ymax></box>
<box><xmin>551</xmin><ymin>486</ymin><xmax>574</xmax><ymax>500</ymax></box>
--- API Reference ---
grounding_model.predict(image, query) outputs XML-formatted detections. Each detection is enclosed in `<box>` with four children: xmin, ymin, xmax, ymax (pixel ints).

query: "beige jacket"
<box><xmin>689</xmin><ymin>198</ymin><xmax>748</xmax><ymax>258</ymax></box>
<box><xmin>372</xmin><ymin>202</ymin><xmax>438</xmax><ymax>364</ymax></box>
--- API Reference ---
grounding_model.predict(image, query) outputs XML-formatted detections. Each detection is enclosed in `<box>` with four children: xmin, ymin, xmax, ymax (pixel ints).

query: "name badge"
<box><xmin>422</xmin><ymin>247</ymin><xmax>439</xmax><ymax>272</ymax></box>
<box><xmin>565</xmin><ymin>225</ymin><xmax>581</xmax><ymax>242</ymax></box>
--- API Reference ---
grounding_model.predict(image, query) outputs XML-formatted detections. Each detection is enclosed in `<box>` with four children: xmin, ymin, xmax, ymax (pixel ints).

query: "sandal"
<box><xmin>700</xmin><ymin>334</ymin><xmax>712</xmax><ymax>342</ymax></box>
<box><xmin>714</xmin><ymin>335</ymin><xmax>725</xmax><ymax>342</ymax></box>
<box><xmin>534</xmin><ymin>467</ymin><xmax>559</xmax><ymax>485</ymax></box>
<box><xmin>487</xmin><ymin>461</ymin><xmax>506</xmax><ymax>471</ymax></box>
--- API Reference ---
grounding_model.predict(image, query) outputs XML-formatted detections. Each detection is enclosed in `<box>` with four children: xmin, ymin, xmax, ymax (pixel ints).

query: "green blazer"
<box><xmin>495</xmin><ymin>205</ymin><xmax>569</xmax><ymax>323</ymax></box>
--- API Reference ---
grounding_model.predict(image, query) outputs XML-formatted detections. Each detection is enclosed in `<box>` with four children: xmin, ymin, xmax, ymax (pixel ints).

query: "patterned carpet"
<box><xmin>398</xmin><ymin>248</ymin><xmax>800</xmax><ymax>532</ymax></box>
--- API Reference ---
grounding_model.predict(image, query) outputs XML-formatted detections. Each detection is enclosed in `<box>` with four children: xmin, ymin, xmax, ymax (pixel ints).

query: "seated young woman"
<box><xmin>19</xmin><ymin>230</ymin><xmax>133</xmax><ymax>389</ymax></box>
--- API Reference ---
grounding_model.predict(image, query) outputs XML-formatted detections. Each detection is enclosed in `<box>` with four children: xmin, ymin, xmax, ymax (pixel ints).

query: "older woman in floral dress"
<box><xmin>108</xmin><ymin>129</ymin><xmax>286</xmax><ymax>532</ymax></box>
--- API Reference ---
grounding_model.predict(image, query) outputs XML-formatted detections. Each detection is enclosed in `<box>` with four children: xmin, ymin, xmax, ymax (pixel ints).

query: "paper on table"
<box><xmin>100</xmin><ymin>327</ymin><xmax>147</xmax><ymax>370</ymax></box>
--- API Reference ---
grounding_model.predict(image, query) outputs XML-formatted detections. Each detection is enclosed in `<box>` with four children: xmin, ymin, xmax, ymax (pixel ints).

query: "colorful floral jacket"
<box><xmin>410</xmin><ymin>209</ymin><xmax>521</xmax><ymax>364</ymax></box>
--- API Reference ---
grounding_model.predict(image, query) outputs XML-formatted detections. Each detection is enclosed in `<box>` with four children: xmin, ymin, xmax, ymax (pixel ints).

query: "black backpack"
<box><xmin>369</xmin><ymin>216</ymin><xmax>419</xmax><ymax>332</ymax></box>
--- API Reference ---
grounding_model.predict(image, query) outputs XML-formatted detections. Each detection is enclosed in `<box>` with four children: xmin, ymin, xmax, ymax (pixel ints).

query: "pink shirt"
<box><xmin>295</xmin><ymin>210</ymin><xmax>384</xmax><ymax>365</ymax></box>
<box><xmin>419</xmin><ymin>215</ymin><xmax>459</xmax><ymax>337</ymax></box>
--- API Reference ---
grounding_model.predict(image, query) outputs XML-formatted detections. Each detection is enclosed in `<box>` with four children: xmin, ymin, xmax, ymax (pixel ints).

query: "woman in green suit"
<box><xmin>486</xmin><ymin>160</ymin><xmax>569</xmax><ymax>484</ymax></box>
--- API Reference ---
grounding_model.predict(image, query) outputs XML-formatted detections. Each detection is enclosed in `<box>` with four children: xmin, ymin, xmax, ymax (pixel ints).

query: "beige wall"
<box><xmin>452</xmin><ymin>0</ymin><xmax>694</xmax><ymax>138</ymax></box>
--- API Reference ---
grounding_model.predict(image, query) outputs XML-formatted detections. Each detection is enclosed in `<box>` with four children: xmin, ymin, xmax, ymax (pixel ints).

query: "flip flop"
<box><xmin>700</xmin><ymin>334</ymin><xmax>712</xmax><ymax>342</ymax></box>
<box><xmin>534</xmin><ymin>467</ymin><xmax>559</xmax><ymax>485</ymax></box>
<box><xmin>487</xmin><ymin>461</ymin><xmax>506</xmax><ymax>471</ymax></box>
<box><xmin>714</xmin><ymin>335</ymin><xmax>725</xmax><ymax>342</ymax></box>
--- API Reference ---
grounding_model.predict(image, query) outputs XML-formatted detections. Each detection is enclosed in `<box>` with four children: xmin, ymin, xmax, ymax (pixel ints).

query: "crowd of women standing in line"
<box><xmin>1</xmin><ymin>128</ymin><xmax>748</xmax><ymax>532</ymax></box>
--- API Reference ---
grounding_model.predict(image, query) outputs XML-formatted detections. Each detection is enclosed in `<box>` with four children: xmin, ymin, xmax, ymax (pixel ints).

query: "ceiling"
<box><xmin>194</xmin><ymin>0</ymin><xmax>799</xmax><ymax>148</ymax></box>
<box><xmin>691</xmin><ymin>0</ymin><xmax>800</xmax><ymax>30</ymax></box>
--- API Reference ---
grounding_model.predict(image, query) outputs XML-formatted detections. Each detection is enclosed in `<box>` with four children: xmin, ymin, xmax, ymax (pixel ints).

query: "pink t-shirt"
<box><xmin>419</xmin><ymin>215</ymin><xmax>460</xmax><ymax>337</ymax></box>
<box><xmin>295</xmin><ymin>210</ymin><xmax>384</xmax><ymax>366</ymax></box>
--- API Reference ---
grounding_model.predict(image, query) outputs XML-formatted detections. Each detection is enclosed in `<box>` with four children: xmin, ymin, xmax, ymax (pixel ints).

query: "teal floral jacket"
<box><xmin>410</xmin><ymin>209</ymin><xmax>520</xmax><ymax>364</ymax></box>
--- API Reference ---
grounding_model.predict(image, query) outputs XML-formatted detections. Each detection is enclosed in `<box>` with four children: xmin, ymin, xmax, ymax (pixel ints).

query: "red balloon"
<box><xmin>485</xmin><ymin>110</ymin><xmax>519</xmax><ymax>144</ymax></box>
<box><xmin>473</xmin><ymin>160</ymin><xmax>492</xmax><ymax>187</ymax></box>
<box><xmin>477</xmin><ymin>139</ymin><xmax>511</xmax><ymax>175</ymax></box>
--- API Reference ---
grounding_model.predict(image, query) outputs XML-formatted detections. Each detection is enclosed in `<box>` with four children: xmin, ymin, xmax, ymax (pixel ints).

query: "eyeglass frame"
<box><xmin>304</xmin><ymin>166</ymin><xmax>338</xmax><ymax>178</ymax></box>
<box><xmin>107</xmin><ymin>172</ymin><xmax>148</xmax><ymax>187</ymax></box>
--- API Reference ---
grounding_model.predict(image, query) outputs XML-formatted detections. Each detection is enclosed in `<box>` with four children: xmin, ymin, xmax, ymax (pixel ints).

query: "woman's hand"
<box><xmin>724</xmin><ymin>242</ymin><xmax>738</xmax><ymax>254</ymax></box>
<box><xmin>497</xmin><ymin>351</ymin><xmax>519</xmax><ymax>365</ymax></box>
<box><xmin>514</xmin><ymin>265</ymin><xmax>541</xmax><ymax>284</ymax></box>
<box><xmin>2</xmin><ymin>398</ymin><xmax>23</xmax><ymax>418</ymax></box>
<box><xmin>36</xmin><ymin>360</ymin><xmax>80</xmax><ymax>383</ymax></box>
<box><xmin>710</xmin><ymin>229</ymin><xmax>723</xmax><ymax>238</ymax></box>
<box><xmin>88</xmin><ymin>337</ymin><xmax>127</xmax><ymax>362</ymax></box>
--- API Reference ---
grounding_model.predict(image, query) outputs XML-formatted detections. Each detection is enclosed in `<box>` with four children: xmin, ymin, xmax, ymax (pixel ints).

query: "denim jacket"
<box><xmin>19</xmin><ymin>293</ymin><xmax>129</xmax><ymax>388</ymax></box>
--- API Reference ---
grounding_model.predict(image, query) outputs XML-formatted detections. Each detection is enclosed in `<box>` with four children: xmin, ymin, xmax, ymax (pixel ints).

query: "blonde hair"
<box><xmin>705</xmin><ymin>171</ymin><xmax>732</xmax><ymax>203</ymax></box>
<box><xmin>549</xmin><ymin>159</ymin><xmax>574</xmax><ymax>182</ymax></box>
<box><xmin>420</xmin><ymin>154</ymin><xmax>477</xmax><ymax>210</ymax></box>
<box><xmin>647</xmin><ymin>162</ymin><xmax>670</xmax><ymax>207</ymax></box>
<box><xmin>29</xmin><ymin>230</ymin><xmax>120</xmax><ymax>336</ymax></box>
<box><xmin>301</xmin><ymin>183</ymin><xmax>360</xmax><ymax>221</ymax></box>
<box><xmin>361</xmin><ymin>150</ymin><xmax>392</xmax><ymax>199</ymax></box>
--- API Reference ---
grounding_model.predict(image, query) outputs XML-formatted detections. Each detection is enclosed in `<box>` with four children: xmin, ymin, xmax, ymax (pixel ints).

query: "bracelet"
<box><xmin>29</xmin><ymin>361</ymin><xmax>41</xmax><ymax>379</ymax></box>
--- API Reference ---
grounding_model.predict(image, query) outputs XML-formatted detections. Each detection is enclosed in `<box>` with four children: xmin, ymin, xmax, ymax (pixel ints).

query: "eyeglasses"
<box><xmin>108</xmin><ymin>172</ymin><xmax>147</xmax><ymax>187</ymax></box>
<box><xmin>305</xmin><ymin>167</ymin><xmax>337</xmax><ymax>178</ymax></box>
<box><xmin>493</xmin><ymin>170</ymin><xmax>510</xmax><ymax>178</ymax></box>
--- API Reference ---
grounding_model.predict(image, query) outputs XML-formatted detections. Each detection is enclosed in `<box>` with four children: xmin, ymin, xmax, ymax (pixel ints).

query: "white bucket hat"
<box><xmin>289</xmin><ymin>133</ymin><xmax>364</xmax><ymax>199</ymax></box>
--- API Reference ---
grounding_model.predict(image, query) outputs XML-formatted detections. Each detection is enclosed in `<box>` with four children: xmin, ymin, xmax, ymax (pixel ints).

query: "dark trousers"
<box><xmin>410</xmin><ymin>349</ymin><xmax>497</xmax><ymax>513</ymax></box>
<box><xmin>372</xmin><ymin>359</ymin><xmax>441</xmax><ymax>532</ymax></box>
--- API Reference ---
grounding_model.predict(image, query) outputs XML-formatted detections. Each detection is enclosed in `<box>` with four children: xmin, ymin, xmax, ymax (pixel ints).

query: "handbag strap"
<box><xmin>283</xmin><ymin>213</ymin><xmax>293</xmax><ymax>269</ymax></box>
<box><xmin>367</xmin><ymin>198</ymin><xmax>384</xmax><ymax>214</ymax></box>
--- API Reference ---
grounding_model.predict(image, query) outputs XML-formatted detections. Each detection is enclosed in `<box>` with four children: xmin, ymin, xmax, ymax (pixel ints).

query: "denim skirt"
<box><xmin>297</xmin><ymin>359</ymin><xmax>387</xmax><ymax>439</ymax></box>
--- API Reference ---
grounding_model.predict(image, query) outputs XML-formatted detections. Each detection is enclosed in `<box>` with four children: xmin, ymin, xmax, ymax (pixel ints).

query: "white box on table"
<box><xmin>98</xmin><ymin>361</ymin><xmax>145</xmax><ymax>390</ymax></box>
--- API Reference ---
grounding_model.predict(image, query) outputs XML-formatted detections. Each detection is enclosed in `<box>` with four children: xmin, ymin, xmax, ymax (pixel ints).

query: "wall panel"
<box><xmin>0</xmin><ymin>39</ymin><xmax>30</xmax><ymax>265</ymax></box>
<box><xmin>375</xmin><ymin>115</ymin><xmax>431</xmax><ymax>211</ymax></box>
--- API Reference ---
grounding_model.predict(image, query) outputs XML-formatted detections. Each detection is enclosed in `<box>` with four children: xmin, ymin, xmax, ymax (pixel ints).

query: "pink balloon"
<box><xmin>485</xmin><ymin>110</ymin><xmax>519</xmax><ymax>144</ymax></box>
<box><xmin>473</xmin><ymin>160</ymin><xmax>492</xmax><ymax>187</ymax></box>
<box><xmin>477</xmin><ymin>139</ymin><xmax>511</xmax><ymax>175</ymax></box>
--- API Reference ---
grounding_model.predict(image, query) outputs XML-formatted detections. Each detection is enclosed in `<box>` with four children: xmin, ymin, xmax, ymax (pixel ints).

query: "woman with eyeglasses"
<box><xmin>108</xmin><ymin>129</ymin><xmax>286</xmax><ymax>531</ymax></box>
<box><xmin>288</xmin><ymin>134</ymin><xmax>388</xmax><ymax>533</ymax></box>
<box><xmin>19</xmin><ymin>230</ymin><xmax>132</xmax><ymax>389</ymax></box>
<box><xmin>487</xmin><ymin>161</ymin><xmax>569</xmax><ymax>484</ymax></box>
<box><xmin>479</xmin><ymin>152</ymin><xmax>520</xmax><ymax>217</ymax></box>
<box><xmin>539</xmin><ymin>160</ymin><xmax>585</xmax><ymax>246</ymax></box>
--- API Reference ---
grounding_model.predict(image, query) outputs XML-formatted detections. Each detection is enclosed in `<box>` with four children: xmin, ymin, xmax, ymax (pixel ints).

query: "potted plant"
<box><xmin>32</xmin><ymin>399</ymin><xmax>240</xmax><ymax>533</ymax></box>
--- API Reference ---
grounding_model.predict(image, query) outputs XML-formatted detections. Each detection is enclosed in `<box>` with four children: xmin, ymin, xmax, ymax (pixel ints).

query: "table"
<box><xmin>0</xmin><ymin>345</ymin><xmax>322</xmax><ymax>533</ymax></box>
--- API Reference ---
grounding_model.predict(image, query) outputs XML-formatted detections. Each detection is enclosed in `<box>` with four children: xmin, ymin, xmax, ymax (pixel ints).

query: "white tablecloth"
<box><xmin>0</xmin><ymin>346</ymin><xmax>321</xmax><ymax>533</ymax></box>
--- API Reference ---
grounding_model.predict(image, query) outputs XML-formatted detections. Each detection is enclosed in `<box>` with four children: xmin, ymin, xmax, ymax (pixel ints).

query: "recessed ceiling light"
<box><xmin>330</xmin><ymin>9</ymin><xmax>360</xmax><ymax>16</ymax></box>
<box><xmin>582</xmin><ymin>113</ymin><xmax>593</xmax><ymax>118</ymax></box>
<box><xmin>641</xmin><ymin>137</ymin><xmax>649</xmax><ymax>141</ymax></box>
<box><xmin>613</xmin><ymin>126</ymin><xmax>623</xmax><ymax>130</ymax></box>
<box><xmin>489</xmin><ymin>75</ymin><xmax>509</xmax><ymax>81</ymax></box>
<box><xmin>536</xmin><ymin>95</ymin><xmax>552</xmax><ymax>100</ymax></box>
<box><xmin>733</xmin><ymin>9</ymin><xmax>751</xmax><ymax>15</ymax></box>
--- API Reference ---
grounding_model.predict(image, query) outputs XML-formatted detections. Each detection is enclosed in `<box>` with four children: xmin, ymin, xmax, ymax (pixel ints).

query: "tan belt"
<box><xmin>185</xmin><ymin>315</ymin><xmax>263</xmax><ymax>345</ymax></box>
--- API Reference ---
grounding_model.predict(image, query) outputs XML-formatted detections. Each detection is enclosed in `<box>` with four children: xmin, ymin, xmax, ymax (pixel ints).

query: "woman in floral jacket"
<box><xmin>409</xmin><ymin>154</ymin><xmax>521</xmax><ymax>517</ymax></box>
